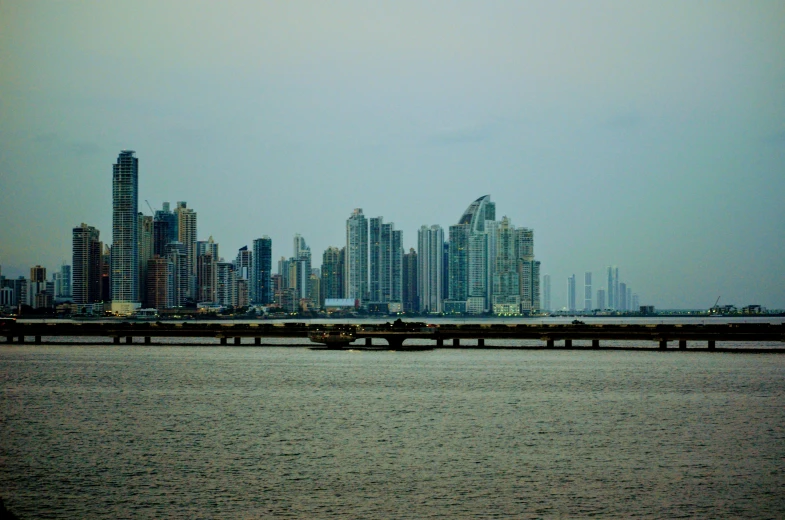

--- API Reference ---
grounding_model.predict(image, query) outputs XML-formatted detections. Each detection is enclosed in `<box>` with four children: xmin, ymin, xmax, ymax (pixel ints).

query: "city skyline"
<box><xmin>1</xmin><ymin>2</ymin><xmax>783</xmax><ymax>309</ymax></box>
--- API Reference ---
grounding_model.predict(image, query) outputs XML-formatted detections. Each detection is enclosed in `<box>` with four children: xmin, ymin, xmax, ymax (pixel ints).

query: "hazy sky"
<box><xmin>1</xmin><ymin>1</ymin><xmax>783</xmax><ymax>309</ymax></box>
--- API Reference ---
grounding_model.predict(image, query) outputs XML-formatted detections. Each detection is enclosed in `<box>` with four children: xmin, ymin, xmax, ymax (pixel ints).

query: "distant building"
<box><xmin>542</xmin><ymin>274</ymin><xmax>551</xmax><ymax>312</ymax></box>
<box><xmin>72</xmin><ymin>223</ymin><xmax>102</xmax><ymax>306</ymax></box>
<box><xmin>138</xmin><ymin>213</ymin><xmax>154</xmax><ymax>306</ymax></box>
<box><xmin>418</xmin><ymin>225</ymin><xmax>444</xmax><ymax>314</ymax></box>
<box><xmin>251</xmin><ymin>237</ymin><xmax>272</xmax><ymax>304</ymax></box>
<box><xmin>584</xmin><ymin>272</ymin><xmax>592</xmax><ymax>311</ymax></box>
<box><xmin>321</xmin><ymin>246</ymin><xmax>344</xmax><ymax>304</ymax></box>
<box><xmin>567</xmin><ymin>274</ymin><xmax>576</xmax><ymax>312</ymax></box>
<box><xmin>147</xmin><ymin>256</ymin><xmax>173</xmax><ymax>310</ymax></box>
<box><xmin>111</xmin><ymin>150</ymin><xmax>140</xmax><ymax>313</ymax></box>
<box><xmin>345</xmin><ymin>209</ymin><xmax>369</xmax><ymax>303</ymax></box>
<box><xmin>369</xmin><ymin>217</ymin><xmax>403</xmax><ymax>305</ymax></box>
<box><xmin>402</xmin><ymin>248</ymin><xmax>418</xmax><ymax>313</ymax></box>
<box><xmin>596</xmin><ymin>289</ymin><xmax>606</xmax><ymax>310</ymax></box>
<box><xmin>175</xmin><ymin>201</ymin><xmax>197</xmax><ymax>299</ymax></box>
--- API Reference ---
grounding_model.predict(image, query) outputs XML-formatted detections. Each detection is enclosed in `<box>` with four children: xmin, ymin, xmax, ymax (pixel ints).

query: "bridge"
<box><xmin>2</xmin><ymin>321</ymin><xmax>783</xmax><ymax>351</ymax></box>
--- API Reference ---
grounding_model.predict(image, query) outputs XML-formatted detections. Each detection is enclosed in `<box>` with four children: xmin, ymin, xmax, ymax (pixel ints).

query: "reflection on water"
<box><xmin>1</xmin><ymin>346</ymin><xmax>784</xmax><ymax>518</ymax></box>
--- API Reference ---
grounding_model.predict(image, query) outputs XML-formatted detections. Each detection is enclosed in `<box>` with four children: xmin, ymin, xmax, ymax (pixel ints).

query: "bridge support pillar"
<box><xmin>478</xmin><ymin>338</ymin><xmax>485</xmax><ymax>347</ymax></box>
<box><xmin>126</xmin><ymin>336</ymin><xmax>133</xmax><ymax>344</ymax></box>
<box><xmin>145</xmin><ymin>337</ymin><xmax>151</xmax><ymax>345</ymax></box>
<box><xmin>113</xmin><ymin>336</ymin><xmax>120</xmax><ymax>344</ymax></box>
<box><xmin>592</xmin><ymin>339</ymin><xmax>600</xmax><ymax>348</ymax></box>
<box><xmin>5</xmin><ymin>336</ymin><xmax>12</xmax><ymax>344</ymax></box>
<box><xmin>220</xmin><ymin>337</ymin><xmax>227</xmax><ymax>345</ymax></box>
<box><xmin>659</xmin><ymin>339</ymin><xmax>668</xmax><ymax>349</ymax></box>
<box><xmin>679</xmin><ymin>340</ymin><xmax>687</xmax><ymax>349</ymax></box>
<box><xmin>365</xmin><ymin>337</ymin><xmax>372</xmax><ymax>346</ymax></box>
<box><xmin>386</xmin><ymin>337</ymin><xmax>404</xmax><ymax>349</ymax></box>
<box><xmin>708</xmin><ymin>340</ymin><xmax>715</xmax><ymax>350</ymax></box>
<box><xmin>546</xmin><ymin>338</ymin><xmax>554</xmax><ymax>348</ymax></box>
<box><xmin>17</xmin><ymin>336</ymin><xmax>24</xmax><ymax>344</ymax></box>
<box><xmin>436</xmin><ymin>338</ymin><xmax>443</xmax><ymax>347</ymax></box>
<box><xmin>234</xmin><ymin>337</ymin><xmax>241</xmax><ymax>346</ymax></box>
<box><xmin>255</xmin><ymin>337</ymin><xmax>261</xmax><ymax>345</ymax></box>
<box><xmin>564</xmin><ymin>339</ymin><xmax>572</xmax><ymax>348</ymax></box>
<box><xmin>453</xmin><ymin>338</ymin><xmax>459</xmax><ymax>346</ymax></box>
<box><xmin>35</xmin><ymin>336</ymin><xmax>41</xmax><ymax>344</ymax></box>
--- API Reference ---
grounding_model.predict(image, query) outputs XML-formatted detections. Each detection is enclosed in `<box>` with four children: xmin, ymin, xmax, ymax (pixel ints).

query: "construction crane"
<box><xmin>709</xmin><ymin>296</ymin><xmax>721</xmax><ymax>315</ymax></box>
<box><xmin>145</xmin><ymin>200</ymin><xmax>155</xmax><ymax>216</ymax></box>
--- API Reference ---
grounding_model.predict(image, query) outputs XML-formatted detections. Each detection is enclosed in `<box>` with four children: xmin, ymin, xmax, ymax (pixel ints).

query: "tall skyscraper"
<box><xmin>403</xmin><ymin>247</ymin><xmax>418</xmax><ymax>313</ymax></box>
<box><xmin>251</xmin><ymin>237</ymin><xmax>272</xmax><ymax>304</ymax></box>
<box><xmin>369</xmin><ymin>217</ymin><xmax>402</xmax><ymax>304</ymax></box>
<box><xmin>138</xmin><ymin>213</ymin><xmax>154</xmax><ymax>306</ymax></box>
<box><xmin>584</xmin><ymin>272</ymin><xmax>592</xmax><ymax>311</ymax></box>
<box><xmin>542</xmin><ymin>274</ymin><xmax>551</xmax><ymax>312</ymax></box>
<box><xmin>417</xmin><ymin>225</ymin><xmax>444</xmax><ymax>313</ymax></box>
<box><xmin>72</xmin><ymin>223</ymin><xmax>102</xmax><ymax>306</ymax></box>
<box><xmin>164</xmin><ymin>242</ymin><xmax>188</xmax><ymax>307</ymax></box>
<box><xmin>567</xmin><ymin>274</ymin><xmax>576</xmax><ymax>312</ymax></box>
<box><xmin>448</xmin><ymin>195</ymin><xmax>495</xmax><ymax>314</ymax></box>
<box><xmin>321</xmin><ymin>246</ymin><xmax>344</xmax><ymax>303</ymax></box>
<box><xmin>619</xmin><ymin>282</ymin><xmax>627</xmax><ymax>312</ymax></box>
<box><xmin>146</xmin><ymin>256</ymin><xmax>173</xmax><ymax>310</ymax></box>
<box><xmin>215</xmin><ymin>261</ymin><xmax>236</xmax><ymax>308</ymax></box>
<box><xmin>345</xmin><ymin>208</ymin><xmax>368</xmax><ymax>303</ymax></box>
<box><xmin>153</xmin><ymin>202</ymin><xmax>177</xmax><ymax>256</ymax></box>
<box><xmin>597</xmin><ymin>289</ymin><xmax>606</xmax><ymax>310</ymax></box>
<box><xmin>607</xmin><ymin>265</ymin><xmax>619</xmax><ymax>310</ymax></box>
<box><xmin>111</xmin><ymin>150</ymin><xmax>139</xmax><ymax>313</ymax></box>
<box><xmin>292</xmin><ymin>234</ymin><xmax>311</xmax><ymax>300</ymax></box>
<box><xmin>175</xmin><ymin>202</ymin><xmax>197</xmax><ymax>300</ymax></box>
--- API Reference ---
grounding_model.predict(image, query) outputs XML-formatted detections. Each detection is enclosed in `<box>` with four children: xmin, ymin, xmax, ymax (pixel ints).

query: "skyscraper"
<box><xmin>321</xmin><ymin>246</ymin><xmax>344</xmax><ymax>303</ymax></box>
<box><xmin>251</xmin><ymin>237</ymin><xmax>272</xmax><ymax>304</ymax></box>
<box><xmin>403</xmin><ymin>247</ymin><xmax>418</xmax><ymax>313</ymax></box>
<box><xmin>567</xmin><ymin>274</ymin><xmax>576</xmax><ymax>312</ymax></box>
<box><xmin>345</xmin><ymin>208</ymin><xmax>368</xmax><ymax>303</ymax></box>
<box><xmin>111</xmin><ymin>150</ymin><xmax>139</xmax><ymax>313</ymax></box>
<box><xmin>584</xmin><ymin>272</ymin><xmax>592</xmax><ymax>311</ymax></box>
<box><xmin>542</xmin><ymin>274</ymin><xmax>551</xmax><ymax>312</ymax></box>
<box><xmin>607</xmin><ymin>266</ymin><xmax>619</xmax><ymax>310</ymax></box>
<box><xmin>370</xmin><ymin>217</ymin><xmax>402</xmax><ymax>304</ymax></box>
<box><xmin>138</xmin><ymin>213</ymin><xmax>154</xmax><ymax>306</ymax></box>
<box><xmin>175</xmin><ymin>202</ymin><xmax>197</xmax><ymax>300</ymax></box>
<box><xmin>72</xmin><ymin>223</ymin><xmax>102</xmax><ymax>306</ymax></box>
<box><xmin>417</xmin><ymin>225</ymin><xmax>444</xmax><ymax>314</ymax></box>
<box><xmin>597</xmin><ymin>289</ymin><xmax>606</xmax><ymax>310</ymax></box>
<box><xmin>292</xmin><ymin>234</ymin><xmax>311</xmax><ymax>300</ymax></box>
<box><xmin>448</xmin><ymin>195</ymin><xmax>495</xmax><ymax>314</ymax></box>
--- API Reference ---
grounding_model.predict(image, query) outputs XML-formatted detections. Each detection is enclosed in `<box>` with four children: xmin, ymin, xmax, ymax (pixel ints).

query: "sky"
<box><xmin>1</xmin><ymin>1</ymin><xmax>783</xmax><ymax>310</ymax></box>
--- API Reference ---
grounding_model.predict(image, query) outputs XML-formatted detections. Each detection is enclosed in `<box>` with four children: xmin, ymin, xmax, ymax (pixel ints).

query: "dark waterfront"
<box><xmin>1</xmin><ymin>344</ymin><xmax>784</xmax><ymax>518</ymax></box>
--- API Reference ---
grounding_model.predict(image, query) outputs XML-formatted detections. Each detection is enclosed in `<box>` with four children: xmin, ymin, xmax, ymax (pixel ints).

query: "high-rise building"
<box><xmin>72</xmin><ymin>223</ymin><xmax>102</xmax><ymax>306</ymax></box>
<box><xmin>418</xmin><ymin>225</ymin><xmax>444</xmax><ymax>314</ymax></box>
<box><xmin>59</xmin><ymin>263</ymin><xmax>72</xmax><ymax>299</ymax></box>
<box><xmin>491</xmin><ymin>217</ymin><xmax>520</xmax><ymax>314</ymax></box>
<box><xmin>216</xmin><ymin>261</ymin><xmax>235</xmax><ymax>308</ymax></box>
<box><xmin>607</xmin><ymin>266</ymin><xmax>619</xmax><ymax>310</ymax></box>
<box><xmin>403</xmin><ymin>248</ymin><xmax>418</xmax><ymax>313</ymax></box>
<box><xmin>321</xmin><ymin>246</ymin><xmax>344</xmax><ymax>303</ymax></box>
<box><xmin>567</xmin><ymin>274</ymin><xmax>576</xmax><ymax>312</ymax></box>
<box><xmin>251</xmin><ymin>237</ymin><xmax>272</xmax><ymax>304</ymax></box>
<box><xmin>147</xmin><ymin>256</ymin><xmax>173</xmax><ymax>310</ymax></box>
<box><xmin>369</xmin><ymin>217</ymin><xmax>402</xmax><ymax>304</ymax></box>
<box><xmin>153</xmin><ymin>202</ymin><xmax>177</xmax><ymax>256</ymax></box>
<box><xmin>596</xmin><ymin>289</ymin><xmax>606</xmax><ymax>310</ymax></box>
<box><xmin>197</xmin><ymin>236</ymin><xmax>219</xmax><ymax>260</ymax></box>
<box><xmin>197</xmin><ymin>253</ymin><xmax>217</xmax><ymax>304</ymax></box>
<box><xmin>447</xmin><ymin>195</ymin><xmax>495</xmax><ymax>314</ymax></box>
<box><xmin>175</xmin><ymin>202</ymin><xmax>197</xmax><ymax>299</ymax></box>
<box><xmin>111</xmin><ymin>151</ymin><xmax>139</xmax><ymax>313</ymax></box>
<box><xmin>292</xmin><ymin>234</ymin><xmax>311</xmax><ymax>300</ymax></box>
<box><xmin>235</xmin><ymin>246</ymin><xmax>252</xmax><ymax>282</ymax></box>
<box><xmin>619</xmin><ymin>282</ymin><xmax>627</xmax><ymax>312</ymax></box>
<box><xmin>542</xmin><ymin>274</ymin><xmax>551</xmax><ymax>312</ymax></box>
<box><xmin>584</xmin><ymin>272</ymin><xmax>592</xmax><ymax>311</ymax></box>
<box><xmin>138</xmin><ymin>213</ymin><xmax>154</xmax><ymax>306</ymax></box>
<box><xmin>345</xmin><ymin>208</ymin><xmax>368</xmax><ymax>303</ymax></box>
<box><xmin>164</xmin><ymin>242</ymin><xmax>188</xmax><ymax>307</ymax></box>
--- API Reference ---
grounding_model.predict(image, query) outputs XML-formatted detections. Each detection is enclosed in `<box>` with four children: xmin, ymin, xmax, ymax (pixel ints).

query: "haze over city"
<box><xmin>1</xmin><ymin>1</ymin><xmax>783</xmax><ymax>309</ymax></box>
